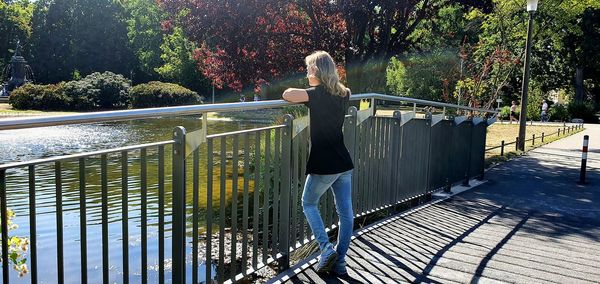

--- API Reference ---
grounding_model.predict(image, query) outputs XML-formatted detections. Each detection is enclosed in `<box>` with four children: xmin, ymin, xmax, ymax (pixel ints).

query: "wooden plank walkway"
<box><xmin>269</xmin><ymin>125</ymin><xmax>600</xmax><ymax>284</ymax></box>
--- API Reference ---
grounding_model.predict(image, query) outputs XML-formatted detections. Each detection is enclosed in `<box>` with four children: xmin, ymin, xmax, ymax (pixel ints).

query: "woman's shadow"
<box><xmin>316</xmin><ymin>271</ymin><xmax>365</xmax><ymax>284</ymax></box>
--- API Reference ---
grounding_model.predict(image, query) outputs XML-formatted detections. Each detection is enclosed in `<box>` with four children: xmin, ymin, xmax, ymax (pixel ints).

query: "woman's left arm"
<box><xmin>282</xmin><ymin>88</ymin><xmax>309</xmax><ymax>103</ymax></box>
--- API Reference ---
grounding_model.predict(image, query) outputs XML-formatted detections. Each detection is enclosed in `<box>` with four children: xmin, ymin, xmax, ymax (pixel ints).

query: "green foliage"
<box><xmin>123</xmin><ymin>0</ymin><xmax>164</xmax><ymax>77</ymax></box>
<box><xmin>567</xmin><ymin>101</ymin><xmax>597</xmax><ymax>122</ymax></box>
<box><xmin>550</xmin><ymin>103</ymin><xmax>569</xmax><ymax>122</ymax></box>
<box><xmin>9</xmin><ymin>83</ymin><xmax>68</xmax><ymax>110</ymax></box>
<box><xmin>0</xmin><ymin>0</ymin><xmax>34</xmax><ymax>64</ymax></box>
<box><xmin>526</xmin><ymin>84</ymin><xmax>545</xmax><ymax>121</ymax></box>
<box><xmin>409</xmin><ymin>4</ymin><xmax>483</xmax><ymax>50</ymax></box>
<box><xmin>30</xmin><ymin>0</ymin><xmax>136</xmax><ymax>84</ymax></box>
<box><xmin>130</xmin><ymin>81</ymin><xmax>201</xmax><ymax>108</ymax></box>
<box><xmin>0</xmin><ymin>210</ymin><xmax>29</xmax><ymax>277</ymax></box>
<box><xmin>386</xmin><ymin>52</ymin><xmax>459</xmax><ymax>102</ymax></box>
<box><xmin>63</xmin><ymin>72</ymin><xmax>131</xmax><ymax>109</ymax></box>
<box><xmin>156</xmin><ymin>27</ymin><xmax>208</xmax><ymax>92</ymax></box>
<box><xmin>498</xmin><ymin>106</ymin><xmax>517</xmax><ymax>120</ymax></box>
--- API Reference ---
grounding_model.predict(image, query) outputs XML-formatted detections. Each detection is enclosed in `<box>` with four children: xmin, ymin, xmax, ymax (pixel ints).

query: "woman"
<box><xmin>281</xmin><ymin>51</ymin><xmax>354</xmax><ymax>275</ymax></box>
<box><xmin>510</xmin><ymin>101</ymin><xmax>518</xmax><ymax>123</ymax></box>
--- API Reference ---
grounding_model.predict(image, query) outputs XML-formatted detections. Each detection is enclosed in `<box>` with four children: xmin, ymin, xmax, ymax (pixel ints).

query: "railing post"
<box><xmin>515</xmin><ymin>137</ymin><xmax>519</xmax><ymax>151</ymax></box>
<box><xmin>500</xmin><ymin>140</ymin><xmax>505</xmax><ymax>156</ymax></box>
<box><xmin>532</xmin><ymin>134</ymin><xmax>535</xmax><ymax>146</ymax></box>
<box><xmin>542</xmin><ymin>132</ymin><xmax>545</xmax><ymax>143</ymax></box>
<box><xmin>278</xmin><ymin>115</ymin><xmax>293</xmax><ymax>272</ymax></box>
<box><xmin>344</xmin><ymin>107</ymin><xmax>358</xmax><ymax>163</ymax></box>
<box><xmin>580</xmin><ymin>135</ymin><xmax>589</xmax><ymax>184</ymax></box>
<box><xmin>370</xmin><ymin>98</ymin><xmax>377</xmax><ymax>115</ymax></box>
<box><xmin>172</xmin><ymin>126</ymin><xmax>186</xmax><ymax>284</ymax></box>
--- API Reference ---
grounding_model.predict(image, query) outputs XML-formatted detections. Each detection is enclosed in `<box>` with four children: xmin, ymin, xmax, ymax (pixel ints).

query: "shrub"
<box><xmin>9</xmin><ymin>83</ymin><xmax>68</xmax><ymax>110</ymax></box>
<box><xmin>550</xmin><ymin>103</ymin><xmax>569</xmax><ymax>122</ymax></box>
<box><xmin>499</xmin><ymin>106</ymin><xmax>519</xmax><ymax>120</ymax></box>
<box><xmin>63</xmin><ymin>72</ymin><xmax>131</xmax><ymax>109</ymax></box>
<box><xmin>567</xmin><ymin>101</ymin><xmax>597</xmax><ymax>123</ymax></box>
<box><xmin>130</xmin><ymin>81</ymin><xmax>201</xmax><ymax>108</ymax></box>
<box><xmin>386</xmin><ymin>52</ymin><xmax>459</xmax><ymax>102</ymax></box>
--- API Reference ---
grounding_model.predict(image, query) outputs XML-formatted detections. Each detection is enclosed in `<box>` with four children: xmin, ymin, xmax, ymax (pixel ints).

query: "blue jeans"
<box><xmin>302</xmin><ymin>170</ymin><xmax>353</xmax><ymax>263</ymax></box>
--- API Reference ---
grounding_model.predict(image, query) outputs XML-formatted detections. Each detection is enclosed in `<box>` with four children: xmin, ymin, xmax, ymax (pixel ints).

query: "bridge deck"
<box><xmin>269</xmin><ymin>125</ymin><xmax>600</xmax><ymax>284</ymax></box>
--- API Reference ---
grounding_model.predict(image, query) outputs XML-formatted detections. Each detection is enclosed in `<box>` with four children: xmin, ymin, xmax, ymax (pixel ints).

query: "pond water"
<box><xmin>0</xmin><ymin>115</ymin><xmax>272</xmax><ymax>283</ymax></box>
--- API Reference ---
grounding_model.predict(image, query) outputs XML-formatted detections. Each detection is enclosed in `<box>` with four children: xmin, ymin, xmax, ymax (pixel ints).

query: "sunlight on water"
<box><xmin>0</xmin><ymin>115</ymin><xmax>268</xmax><ymax>283</ymax></box>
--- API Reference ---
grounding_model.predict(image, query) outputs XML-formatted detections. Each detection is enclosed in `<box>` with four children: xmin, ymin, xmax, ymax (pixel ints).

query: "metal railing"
<box><xmin>485</xmin><ymin>124</ymin><xmax>584</xmax><ymax>156</ymax></box>
<box><xmin>0</xmin><ymin>94</ymin><xmax>496</xmax><ymax>284</ymax></box>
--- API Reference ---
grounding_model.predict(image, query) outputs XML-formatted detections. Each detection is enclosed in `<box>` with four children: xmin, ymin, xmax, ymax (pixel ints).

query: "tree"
<box><xmin>123</xmin><ymin>0</ymin><xmax>164</xmax><ymax>81</ymax></box>
<box><xmin>29</xmin><ymin>0</ymin><xmax>135</xmax><ymax>83</ymax></box>
<box><xmin>158</xmin><ymin>0</ymin><xmax>449</xmax><ymax>94</ymax></box>
<box><xmin>0</xmin><ymin>0</ymin><xmax>34</xmax><ymax>70</ymax></box>
<box><xmin>156</xmin><ymin>26</ymin><xmax>209</xmax><ymax>93</ymax></box>
<box><xmin>386</xmin><ymin>51</ymin><xmax>460</xmax><ymax>102</ymax></box>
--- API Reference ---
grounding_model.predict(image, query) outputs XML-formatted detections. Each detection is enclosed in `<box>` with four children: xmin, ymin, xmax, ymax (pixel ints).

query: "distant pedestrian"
<box><xmin>541</xmin><ymin>100</ymin><xmax>548</xmax><ymax>122</ymax></box>
<box><xmin>253</xmin><ymin>94</ymin><xmax>260</xmax><ymax>101</ymax></box>
<box><xmin>510</xmin><ymin>101</ymin><xmax>518</xmax><ymax>123</ymax></box>
<box><xmin>281</xmin><ymin>51</ymin><xmax>354</xmax><ymax>276</ymax></box>
<box><xmin>239</xmin><ymin>94</ymin><xmax>246</xmax><ymax>102</ymax></box>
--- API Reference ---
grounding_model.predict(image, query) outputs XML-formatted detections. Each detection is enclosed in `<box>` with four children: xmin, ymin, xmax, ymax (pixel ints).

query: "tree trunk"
<box><xmin>575</xmin><ymin>67</ymin><xmax>585</xmax><ymax>102</ymax></box>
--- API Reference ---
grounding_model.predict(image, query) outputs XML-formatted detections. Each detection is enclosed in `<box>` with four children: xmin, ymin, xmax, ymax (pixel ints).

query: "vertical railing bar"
<box><xmin>388</xmin><ymin>118</ymin><xmax>396</xmax><ymax>203</ymax></box>
<box><xmin>241</xmin><ymin>133</ymin><xmax>250</xmax><ymax>273</ymax></box>
<box><xmin>230</xmin><ymin>135</ymin><xmax>239</xmax><ymax>279</ymax></box>
<box><xmin>172</xmin><ymin>127</ymin><xmax>186</xmax><ymax>284</ymax></box>
<box><xmin>278</xmin><ymin>115</ymin><xmax>293</xmax><ymax>271</ymax></box>
<box><xmin>218</xmin><ymin>136</ymin><xmax>227</xmax><ymax>283</ymax></box>
<box><xmin>290</xmin><ymin>129</ymin><xmax>299</xmax><ymax>247</ymax></box>
<box><xmin>358</xmin><ymin>123</ymin><xmax>366</xmax><ymax>215</ymax></box>
<box><xmin>298</xmin><ymin>130</ymin><xmax>306</xmax><ymax>243</ymax></box>
<box><xmin>368</xmin><ymin>118</ymin><xmax>375</xmax><ymax>211</ymax></box>
<box><xmin>303</xmin><ymin>129</ymin><xmax>311</xmax><ymax>241</ymax></box>
<box><xmin>158</xmin><ymin>146</ymin><xmax>165</xmax><ymax>284</ymax></box>
<box><xmin>28</xmin><ymin>165</ymin><xmax>38</xmax><ymax>283</ymax></box>
<box><xmin>262</xmin><ymin>129</ymin><xmax>271</xmax><ymax>263</ymax></box>
<box><xmin>272</xmin><ymin>128</ymin><xmax>281</xmax><ymax>256</ymax></box>
<box><xmin>121</xmin><ymin>151</ymin><xmax>129</xmax><ymax>284</ymax></box>
<box><xmin>206</xmin><ymin>139</ymin><xmax>214</xmax><ymax>284</ymax></box>
<box><xmin>55</xmin><ymin>161</ymin><xmax>64</xmax><ymax>284</ymax></box>
<box><xmin>0</xmin><ymin>170</ymin><xmax>8</xmax><ymax>284</ymax></box>
<box><xmin>78</xmin><ymin>158</ymin><xmax>87</xmax><ymax>284</ymax></box>
<box><xmin>0</xmin><ymin>169</ymin><xmax>7</xmax><ymax>284</ymax></box>
<box><xmin>373</xmin><ymin>118</ymin><xmax>381</xmax><ymax>208</ymax></box>
<box><xmin>140</xmin><ymin>149</ymin><xmax>148</xmax><ymax>284</ymax></box>
<box><xmin>100</xmin><ymin>155</ymin><xmax>108</xmax><ymax>284</ymax></box>
<box><xmin>192</xmin><ymin>147</ymin><xmax>199</xmax><ymax>284</ymax></box>
<box><xmin>253</xmin><ymin>131</ymin><xmax>261</xmax><ymax>269</ymax></box>
<box><xmin>377</xmin><ymin>118</ymin><xmax>384</xmax><ymax>207</ymax></box>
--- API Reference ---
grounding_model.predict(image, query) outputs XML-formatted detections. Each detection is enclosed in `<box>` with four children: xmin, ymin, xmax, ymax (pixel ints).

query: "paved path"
<box><xmin>269</xmin><ymin>125</ymin><xmax>600</xmax><ymax>284</ymax></box>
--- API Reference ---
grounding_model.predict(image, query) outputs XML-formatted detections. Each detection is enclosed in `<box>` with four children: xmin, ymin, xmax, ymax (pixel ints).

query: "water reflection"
<box><xmin>0</xmin><ymin>115</ymin><xmax>268</xmax><ymax>283</ymax></box>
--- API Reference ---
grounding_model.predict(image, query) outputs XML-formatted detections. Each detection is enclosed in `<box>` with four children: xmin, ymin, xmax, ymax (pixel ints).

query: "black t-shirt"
<box><xmin>304</xmin><ymin>85</ymin><xmax>354</xmax><ymax>175</ymax></box>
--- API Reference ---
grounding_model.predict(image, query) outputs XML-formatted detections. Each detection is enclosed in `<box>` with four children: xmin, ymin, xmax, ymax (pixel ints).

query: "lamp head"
<box><xmin>527</xmin><ymin>0</ymin><xmax>539</xmax><ymax>12</ymax></box>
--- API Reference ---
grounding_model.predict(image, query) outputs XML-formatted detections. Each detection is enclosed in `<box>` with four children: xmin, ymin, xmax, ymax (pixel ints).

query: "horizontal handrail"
<box><xmin>0</xmin><ymin>140</ymin><xmax>174</xmax><ymax>170</ymax></box>
<box><xmin>0</xmin><ymin>93</ymin><xmax>496</xmax><ymax>131</ymax></box>
<box><xmin>352</xmin><ymin>93</ymin><xmax>497</xmax><ymax>114</ymax></box>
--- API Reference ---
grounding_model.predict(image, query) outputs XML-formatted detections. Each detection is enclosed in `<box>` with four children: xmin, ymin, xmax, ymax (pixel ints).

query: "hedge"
<box><xmin>130</xmin><ymin>81</ymin><xmax>201</xmax><ymax>108</ymax></box>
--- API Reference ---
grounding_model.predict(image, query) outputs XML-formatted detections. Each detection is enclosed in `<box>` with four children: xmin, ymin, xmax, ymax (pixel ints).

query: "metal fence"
<box><xmin>0</xmin><ymin>94</ymin><xmax>496</xmax><ymax>284</ymax></box>
<box><xmin>485</xmin><ymin>124</ymin><xmax>584</xmax><ymax>155</ymax></box>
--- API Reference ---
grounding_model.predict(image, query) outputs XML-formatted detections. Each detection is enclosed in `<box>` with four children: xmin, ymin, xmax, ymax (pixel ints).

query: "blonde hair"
<box><xmin>305</xmin><ymin>51</ymin><xmax>348</xmax><ymax>97</ymax></box>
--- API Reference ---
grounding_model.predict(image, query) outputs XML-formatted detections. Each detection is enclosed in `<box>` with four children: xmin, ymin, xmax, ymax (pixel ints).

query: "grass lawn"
<box><xmin>0</xmin><ymin>103</ymin><xmax>80</xmax><ymax>118</ymax></box>
<box><xmin>486</xmin><ymin>123</ymin><xmax>567</xmax><ymax>151</ymax></box>
<box><xmin>484</xmin><ymin>122</ymin><xmax>584</xmax><ymax>167</ymax></box>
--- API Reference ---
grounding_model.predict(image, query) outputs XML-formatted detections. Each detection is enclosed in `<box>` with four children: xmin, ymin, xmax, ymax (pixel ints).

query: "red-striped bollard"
<box><xmin>580</xmin><ymin>135</ymin><xmax>589</xmax><ymax>184</ymax></box>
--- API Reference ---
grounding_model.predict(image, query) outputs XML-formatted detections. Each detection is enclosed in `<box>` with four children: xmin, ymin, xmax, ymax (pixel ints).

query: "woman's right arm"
<box><xmin>282</xmin><ymin>88</ymin><xmax>309</xmax><ymax>103</ymax></box>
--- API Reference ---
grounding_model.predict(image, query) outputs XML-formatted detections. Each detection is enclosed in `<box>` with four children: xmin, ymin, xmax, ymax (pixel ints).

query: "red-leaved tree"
<box><xmin>158</xmin><ymin>0</ymin><xmax>445</xmax><ymax>94</ymax></box>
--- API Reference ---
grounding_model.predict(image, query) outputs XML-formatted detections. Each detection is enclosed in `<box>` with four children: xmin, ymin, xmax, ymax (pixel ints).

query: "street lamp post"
<box><xmin>518</xmin><ymin>0</ymin><xmax>539</xmax><ymax>151</ymax></box>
